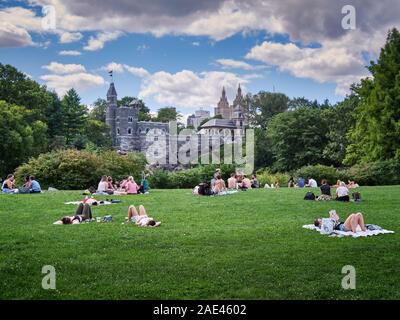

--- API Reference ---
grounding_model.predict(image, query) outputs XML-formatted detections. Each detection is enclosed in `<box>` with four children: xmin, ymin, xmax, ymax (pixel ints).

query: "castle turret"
<box><xmin>106</xmin><ymin>82</ymin><xmax>118</xmax><ymax>146</ymax></box>
<box><xmin>215</xmin><ymin>87</ymin><xmax>231</xmax><ymax>119</ymax></box>
<box><xmin>232</xmin><ymin>84</ymin><xmax>246</xmax><ymax>131</ymax></box>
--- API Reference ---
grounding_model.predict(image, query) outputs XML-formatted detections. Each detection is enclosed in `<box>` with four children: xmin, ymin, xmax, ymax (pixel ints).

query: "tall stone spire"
<box><xmin>107</xmin><ymin>82</ymin><xmax>118</xmax><ymax>105</ymax></box>
<box><xmin>215</xmin><ymin>86</ymin><xmax>230</xmax><ymax>119</ymax></box>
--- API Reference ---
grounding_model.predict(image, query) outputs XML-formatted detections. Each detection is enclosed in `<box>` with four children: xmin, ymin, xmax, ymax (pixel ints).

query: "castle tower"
<box><xmin>106</xmin><ymin>82</ymin><xmax>118</xmax><ymax>146</ymax></box>
<box><xmin>231</xmin><ymin>84</ymin><xmax>246</xmax><ymax>130</ymax></box>
<box><xmin>215</xmin><ymin>87</ymin><xmax>231</xmax><ymax>119</ymax></box>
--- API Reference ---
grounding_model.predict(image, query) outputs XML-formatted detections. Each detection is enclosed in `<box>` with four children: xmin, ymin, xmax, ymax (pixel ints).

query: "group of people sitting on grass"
<box><xmin>286</xmin><ymin>176</ymin><xmax>359</xmax><ymax>189</ymax></box>
<box><xmin>91</xmin><ymin>175</ymin><xmax>150</xmax><ymax>196</ymax></box>
<box><xmin>194</xmin><ymin>169</ymin><xmax>260</xmax><ymax>196</ymax></box>
<box><xmin>304</xmin><ymin>179</ymin><xmax>361</xmax><ymax>202</ymax></box>
<box><xmin>1</xmin><ymin>174</ymin><xmax>41</xmax><ymax>194</ymax></box>
<box><xmin>54</xmin><ymin>203</ymin><xmax>160</xmax><ymax>227</ymax></box>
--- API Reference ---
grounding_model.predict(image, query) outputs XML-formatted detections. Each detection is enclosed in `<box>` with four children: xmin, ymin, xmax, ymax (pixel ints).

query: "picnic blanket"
<box><xmin>303</xmin><ymin>224</ymin><xmax>394</xmax><ymax>238</ymax></box>
<box><xmin>64</xmin><ymin>201</ymin><xmax>112</xmax><ymax>206</ymax></box>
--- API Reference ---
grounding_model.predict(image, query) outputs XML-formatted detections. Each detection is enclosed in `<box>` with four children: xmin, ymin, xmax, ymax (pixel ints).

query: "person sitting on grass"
<box><xmin>336</xmin><ymin>182</ymin><xmax>350</xmax><ymax>202</ymax></box>
<box><xmin>227</xmin><ymin>173</ymin><xmax>237</xmax><ymax>190</ymax></box>
<box><xmin>54</xmin><ymin>203</ymin><xmax>93</xmax><ymax>225</ymax></box>
<box><xmin>2</xmin><ymin>174</ymin><xmax>18</xmax><ymax>194</ymax></box>
<box><xmin>306</xmin><ymin>177</ymin><xmax>318</xmax><ymax>188</ymax></box>
<box><xmin>125</xmin><ymin>176</ymin><xmax>140</xmax><ymax>195</ymax></box>
<box><xmin>97</xmin><ymin>175</ymin><xmax>110</xmax><ymax>195</ymax></box>
<box><xmin>251</xmin><ymin>174</ymin><xmax>259</xmax><ymax>188</ymax></box>
<box><xmin>29</xmin><ymin>176</ymin><xmax>41</xmax><ymax>193</ymax></box>
<box><xmin>314</xmin><ymin>210</ymin><xmax>367</xmax><ymax>233</ymax></box>
<box><xmin>127</xmin><ymin>205</ymin><xmax>161</xmax><ymax>227</ymax></box>
<box><xmin>316</xmin><ymin>179</ymin><xmax>332</xmax><ymax>201</ymax></box>
<box><xmin>240</xmin><ymin>175</ymin><xmax>252</xmax><ymax>189</ymax></box>
<box><xmin>213</xmin><ymin>175</ymin><xmax>226</xmax><ymax>194</ymax></box>
<box><xmin>139</xmin><ymin>174</ymin><xmax>150</xmax><ymax>194</ymax></box>
<box><xmin>297</xmin><ymin>176</ymin><xmax>305</xmax><ymax>188</ymax></box>
<box><xmin>347</xmin><ymin>180</ymin><xmax>360</xmax><ymax>189</ymax></box>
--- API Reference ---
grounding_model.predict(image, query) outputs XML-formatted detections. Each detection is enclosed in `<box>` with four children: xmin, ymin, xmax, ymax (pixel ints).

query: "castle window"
<box><xmin>128</xmin><ymin>117</ymin><xmax>133</xmax><ymax>123</ymax></box>
<box><xmin>154</xmin><ymin>136</ymin><xmax>158</xmax><ymax>141</ymax></box>
<box><xmin>186</xmin><ymin>150</ymin><xmax>190</xmax><ymax>157</ymax></box>
<box><xmin>128</xmin><ymin>128</ymin><xmax>132</xmax><ymax>135</ymax></box>
<box><xmin>240</xmin><ymin>121</ymin><xmax>243</xmax><ymax>127</ymax></box>
<box><xmin>154</xmin><ymin>150</ymin><xmax>159</xmax><ymax>156</ymax></box>
<box><xmin>116</xmin><ymin>117</ymin><xmax>120</xmax><ymax>122</ymax></box>
<box><xmin>117</xmin><ymin>128</ymin><xmax>120</xmax><ymax>135</ymax></box>
<box><xmin>146</xmin><ymin>128</ymin><xmax>150</xmax><ymax>134</ymax></box>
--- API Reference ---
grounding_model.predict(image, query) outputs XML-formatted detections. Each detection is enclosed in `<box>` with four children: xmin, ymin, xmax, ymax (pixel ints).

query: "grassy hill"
<box><xmin>0</xmin><ymin>187</ymin><xmax>399</xmax><ymax>299</ymax></box>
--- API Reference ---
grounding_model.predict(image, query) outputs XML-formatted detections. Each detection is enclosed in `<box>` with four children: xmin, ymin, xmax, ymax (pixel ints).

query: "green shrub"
<box><xmin>256</xmin><ymin>169</ymin><xmax>290</xmax><ymax>187</ymax></box>
<box><xmin>345</xmin><ymin>160</ymin><xmax>400</xmax><ymax>186</ymax></box>
<box><xmin>15</xmin><ymin>149</ymin><xmax>146</xmax><ymax>190</ymax></box>
<box><xmin>148</xmin><ymin>164</ymin><xmax>238</xmax><ymax>189</ymax></box>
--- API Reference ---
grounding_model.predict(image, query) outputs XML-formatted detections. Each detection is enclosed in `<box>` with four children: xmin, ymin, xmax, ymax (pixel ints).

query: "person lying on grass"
<box><xmin>127</xmin><ymin>205</ymin><xmax>161</xmax><ymax>227</ymax></box>
<box><xmin>314</xmin><ymin>210</ymin><xmax>367</xmax><ymax>233</ymax></box>
<box><xmin>54</xmin><ymin>203</ymin><xmax>93</xmax><ymax>225</ymax></box>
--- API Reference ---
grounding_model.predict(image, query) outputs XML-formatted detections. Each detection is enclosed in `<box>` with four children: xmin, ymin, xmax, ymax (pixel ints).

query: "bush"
<box><xmin>256</xmin><ymin>169</ymin><xmax>290</xmax><ymax>187</ymax></box>
<box><xmin>15</xmin><ymin>149</ymin><xmax>146</xmax><ymax>190</ymax></box>
<box><xmin>148</xmin><ymin>164</ymin><xmax>238</xmax><ymax>189</ymax></box>
<box><xmin>345</xmin><ymin>160</ymin><xmax>400</xmax><ymax>186</ymax></box>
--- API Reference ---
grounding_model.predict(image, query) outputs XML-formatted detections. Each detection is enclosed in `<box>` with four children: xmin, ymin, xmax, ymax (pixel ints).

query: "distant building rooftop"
<box><xmin>200</xmin><ymin>118</ymin><xmax>237</xmax><ymax>129</ymax></box>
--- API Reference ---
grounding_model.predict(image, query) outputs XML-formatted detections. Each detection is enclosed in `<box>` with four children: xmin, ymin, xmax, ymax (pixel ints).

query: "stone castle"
<box><xmin>106</xmin><ymin>83</ymin><xmax>247</xmax><ymax>154</ymax></box>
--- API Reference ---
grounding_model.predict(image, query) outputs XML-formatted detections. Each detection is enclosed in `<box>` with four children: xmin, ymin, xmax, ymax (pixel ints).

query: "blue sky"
<box><xmin>1</xmin><ymin>0</ymin><xmax>398</xmax><ymax>117</ymax></box>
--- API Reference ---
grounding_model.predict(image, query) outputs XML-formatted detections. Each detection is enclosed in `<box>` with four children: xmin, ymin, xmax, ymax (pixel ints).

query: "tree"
<box><xmin>267</xmin><ymin>107</ymin><xmax>329</xmax><ymax>171</ymax></box>
<box><xmin>156</xmin><ymin>107</ymin><xmax>181</xmax><ymax>123</ymax></box>
<box><xmin>247</xmin><ymin>91</ymin><xmax>289</xmax><ymax>128</ymax></box>
<box><xmin>118</xmin><ymin>96</ymin><xmax>152</xmax><ymax>121</ymax></box>
<box><xmin>61</xmin><ymin>89</ymin><xmax>87</xmax><ymax>146</ymax></box>
<box><xmin>322</xmin><ymin>95</ymin><xmax>358</xmax><ymax>166</ymax></box>
<box><xmin>84</xmin><ymin>119</ymin><xmax>112</xmax><ymax>149</ymax></box>
<box><xmin>90</xmin><ymin>98</ymin><xmax>108</xmax><ymax>122</ymax></box>
<box><xmin>0</xmin><ymin>63</ymin><xmax>54</xmax><ymax>123</ymax></box>
<box><xmin>345</xmin><ymin>28</ymin><xmax>400</xmax><ymax>165</ymax></box>
<box><xmin>0</xmin><ymin>101</ymin><xmax>47</xmax><ymax>176</ymax></box>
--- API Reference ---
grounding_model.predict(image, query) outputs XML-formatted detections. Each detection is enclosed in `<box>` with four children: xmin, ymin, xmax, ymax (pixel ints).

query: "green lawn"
<box><xmin>0</xmin><ymin>187</ymin><xmax>399</xmax><ymax>300</ymax></box>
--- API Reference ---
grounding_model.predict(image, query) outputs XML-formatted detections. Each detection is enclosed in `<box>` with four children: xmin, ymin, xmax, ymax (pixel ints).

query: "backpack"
<box><xmin>352</xmin><ymin>192</ymin><xmax>361</xmax><ymax>201</ymax></box>
<box><xmin>304</xmin><ymin>192</ymin><xmax>316</xmax><ymax>200</ymax></box>
<box><xmin>18</xmin><ymin>187</ymin><xmax>30</xmax><ymax>194</ymax></box>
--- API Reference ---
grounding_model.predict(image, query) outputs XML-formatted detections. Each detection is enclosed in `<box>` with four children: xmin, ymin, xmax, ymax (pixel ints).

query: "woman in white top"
<box><xmin>97</xmin><ymin>175</ymin><xmax>108</xmax><ymax>193</ymax></box>
<box><xmin>336</xmin><ymin>182</ymin><xmax>350</xmax><ymax>202</ymax></box>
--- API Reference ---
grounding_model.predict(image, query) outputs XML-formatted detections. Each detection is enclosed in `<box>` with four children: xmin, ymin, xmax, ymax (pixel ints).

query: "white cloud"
<box><xmin>0</xmin><ymin>22</ymin><xmax>34</xmax><ymax>47</ymax></box>
<box><xmin>124</xmin><ymin>65</ymin><xmax>150</xmax><ymax>78</ymax></box>
<box><xmin>40</xmin><ymin>73</ymin><xmax>105</xmax><ymax>96</ymax></box>
<box><xmin>139</xmin><ymin>69</ymin><xmax>247</xmax><ymax>108</ymax></box>
<box><xmin>246</xmin><ymin>38</ymin><xmax>371</xmax><ymax>96</ymax></box>
<box><xmin>83</xmin><ymin>31</ymin><xmax>123</xmax><ymax>51</ymax></box>
<box><xmin>59</xmin><ymin>50</ymin><xmax>82</xmax><ymax>56</ymax></box>
<box><xmin>59</xmin><ymin>32</ymin><xmax>83</xmax><ymax>43</ymax></box>
<box><xmin>43</xmin><ymin>62</ymin><xmax>86</xmax><ymax>74</ymax></box>
<box><xmin>101</xmin><ymin>62</ymin><xmax>125</xmax><ymax>73</ymax></box>
<box><xmin>215</xmin><ymin>58</ymin><xmax>266</xmax><ymax>70</ymax></box>
<box><xmin>100</xmin><ymin>62</ymin><xmax>150</xmax><ymax>78</ymax></box>
<box><xmin>192</xmin><ymin>41</ymin><xmax>200</xmax><ymax>46</ymax></box>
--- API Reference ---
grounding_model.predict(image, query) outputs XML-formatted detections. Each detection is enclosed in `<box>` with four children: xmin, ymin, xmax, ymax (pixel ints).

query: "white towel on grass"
<box><xmin>303</xmin><ymin>224</ymin><xmax>394</xmax><ymax>238</ymax></box>
<box><xmin>64</xmin><ymin>201</ymin><xmax>112</xmax><ymax>205</ymax></box>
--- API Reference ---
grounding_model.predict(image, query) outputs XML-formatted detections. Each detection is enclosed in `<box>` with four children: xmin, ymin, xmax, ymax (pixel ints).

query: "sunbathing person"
<box><xmin>54</xmin><ymin>203</ymin><xmax>93</xmax><ymax>225</ymax></box>
<box><xmin>127</xmin><ymin>205</ymin><xmax>161</xmax><ymax>227</ymax></box>
<box><xmin>314</xmin><ymin>210</ymin><xmax>367</xmax><ymax>233</ymax></box>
